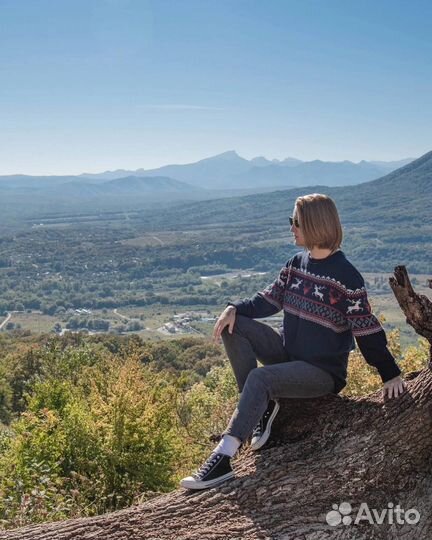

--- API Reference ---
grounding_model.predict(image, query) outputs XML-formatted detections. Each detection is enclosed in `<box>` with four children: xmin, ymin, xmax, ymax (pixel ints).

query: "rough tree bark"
<box><xmin>389</xmin><ymin>265</ymin><xmax>432</xmax><ymax>347</ymax></box>
<box><xmin>1</xmin><ymin>266</ymin><xmax>431</xmax><ymax>540</ymax></box>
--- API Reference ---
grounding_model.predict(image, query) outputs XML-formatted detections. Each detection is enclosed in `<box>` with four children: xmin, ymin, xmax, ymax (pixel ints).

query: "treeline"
<box><xmin>0</xmin><ymin>229</ymin><xmax>277</xmax><ymax>314</ymax></box>
<box><xmin>0</xmin><ymin>214</ymin><xmax>429</xmax><ymax>317</ymax></box>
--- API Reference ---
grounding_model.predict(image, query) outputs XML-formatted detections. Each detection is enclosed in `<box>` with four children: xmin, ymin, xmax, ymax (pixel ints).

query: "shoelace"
<box><xmin>252</xmin><ymin>405</ymin><xmax>274</xmax><ymax>437</ymax></box>
<box><xmin>196</xmin><ymin>454</ymin><xmax>220</xmax><ymax>477</ymax></box>
<box><xmin>252</xmin><ymin>419</ymin><xmax>263</xmax><ymax>437</ymax></box>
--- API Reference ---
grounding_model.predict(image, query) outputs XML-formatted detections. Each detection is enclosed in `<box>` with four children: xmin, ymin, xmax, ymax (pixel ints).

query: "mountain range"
<box><xmin>79</xmin><ymin>151</ymin><xmax>413</xmax><ymax>189</ymax></box>
<box><xmin>0</xmin><ymin>152</ymin><xmax>413</xmax><ymax>194</ymax></box>
<box><xmin>131</xmin><ymin>150</ymin><xmax>431</xmax><ymax>273</ymax></box>
<box><xmin>136</xmin><ymin>150</ymin><xmax>432</xmax><ymax>231</ymax></box>
<box><xmin>0</xmin><ymin>151</ymin><xmax>423</xmax><ymax>228</ymax></box>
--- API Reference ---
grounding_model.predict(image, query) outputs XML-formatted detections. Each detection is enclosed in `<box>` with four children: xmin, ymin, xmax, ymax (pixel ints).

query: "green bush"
<box><xmin>0</xmin><ymin>344</ymin><xmax>181</xmax><ymax>528</ymax></box>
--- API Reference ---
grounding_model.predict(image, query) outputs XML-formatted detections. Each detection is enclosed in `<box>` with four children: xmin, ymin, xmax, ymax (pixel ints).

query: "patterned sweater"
<box><xmin>229</xmin><ymin>249</ymin><xmax>401</xmax><ymax>394</ymax></box>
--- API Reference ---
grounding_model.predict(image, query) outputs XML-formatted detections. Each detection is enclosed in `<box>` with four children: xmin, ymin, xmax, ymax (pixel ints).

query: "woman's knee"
<box><xmin>244</xmin><ymin>366</ymin><xmax>270</xmax><ymax>389</ymax></box>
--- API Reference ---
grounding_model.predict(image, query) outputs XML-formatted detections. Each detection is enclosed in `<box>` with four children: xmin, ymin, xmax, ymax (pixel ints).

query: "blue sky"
<box><xmin>0</xmin><ymin>0</ymin><xmax>431</xmax><ymax>174</ymax></box>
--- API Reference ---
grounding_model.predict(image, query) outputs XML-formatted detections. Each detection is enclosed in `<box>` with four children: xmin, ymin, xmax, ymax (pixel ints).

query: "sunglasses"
<box><xmin>289</xmin><ymin>216</ymin><xmax>300</xmax><ymax>228</ymax></box>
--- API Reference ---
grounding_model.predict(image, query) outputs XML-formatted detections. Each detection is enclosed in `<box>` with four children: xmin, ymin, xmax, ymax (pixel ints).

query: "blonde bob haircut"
<box><xmin>294</xmin><ymin>193</ymin><xmax>343</xmax><ymax>252</ymax></box>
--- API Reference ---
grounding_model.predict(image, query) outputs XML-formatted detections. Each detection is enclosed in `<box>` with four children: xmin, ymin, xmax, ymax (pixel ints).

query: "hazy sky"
<box><xmin>0</xmin><ymin>0</ymin><xmax>431</xmax><ymax>174</ymax></box>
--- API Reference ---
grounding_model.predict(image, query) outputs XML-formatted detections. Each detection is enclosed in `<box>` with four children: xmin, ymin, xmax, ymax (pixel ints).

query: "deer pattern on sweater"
<box><xmin>260</xmin><ymin>265</ymin><xmax>381</xmax><ymax>337</ymax></box>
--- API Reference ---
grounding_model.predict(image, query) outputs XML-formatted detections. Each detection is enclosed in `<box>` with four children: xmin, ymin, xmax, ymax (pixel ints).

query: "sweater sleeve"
<box><xmin>355</xmin><ymin>333</ymin><xmax>401</xmax><ymax>382</ymax></box>
<box><xmin>344</xmin><ymin>275</ymin><xmax>401</xmax><ymax>383</ymax></box>
<box><xmin>227</xmin><ymin>263</ymin><xmax>291</xmax><ymax>319</ymax></box>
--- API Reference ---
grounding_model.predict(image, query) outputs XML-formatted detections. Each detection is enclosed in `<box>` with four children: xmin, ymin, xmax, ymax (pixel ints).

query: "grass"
<box><xmin>7</xmin><ymin>311</ymin><xmax>58</xmax><ymax>334</ymax></box>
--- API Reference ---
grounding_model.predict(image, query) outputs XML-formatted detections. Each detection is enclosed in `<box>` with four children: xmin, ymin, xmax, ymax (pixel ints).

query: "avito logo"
<box><xmin>326</xmin><ymin>501</ymin><xmax>420</xmax><ymax>526</ymax></box>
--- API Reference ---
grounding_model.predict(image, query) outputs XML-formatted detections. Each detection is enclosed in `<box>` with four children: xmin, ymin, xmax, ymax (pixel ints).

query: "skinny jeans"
<box><xmin>221</xmin><ymin>315</ymin><xmax>335</xmax><ymax>442</ymax></box>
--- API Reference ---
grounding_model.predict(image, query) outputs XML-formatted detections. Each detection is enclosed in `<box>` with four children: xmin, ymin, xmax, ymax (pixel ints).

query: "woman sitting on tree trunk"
<box><xmin>180</xmin><ymin>193</ymin><xmax>407</xmax><ymax>491</ymax></box>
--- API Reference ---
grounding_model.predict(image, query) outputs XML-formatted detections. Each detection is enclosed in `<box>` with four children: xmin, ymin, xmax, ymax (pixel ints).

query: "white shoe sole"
<box><xmin>250</xmin><ymin>400</ymin><xmax>280</xmax><ymax>451</ymax></box>
<box><xmin>180</xmin><ymin>471</ymin><xmax>235</xmax><ymax>490</ymax></box>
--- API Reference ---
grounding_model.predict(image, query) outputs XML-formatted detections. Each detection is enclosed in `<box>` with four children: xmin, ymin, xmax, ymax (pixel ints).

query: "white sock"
<box><xmin>213</xmin><ymin>434</ymin><xmax>241</xmax><ymax>458</ymax></box>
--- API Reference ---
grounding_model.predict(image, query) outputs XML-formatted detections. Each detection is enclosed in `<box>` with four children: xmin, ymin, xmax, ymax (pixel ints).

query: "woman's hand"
<box><xmin>212</xmin><ymin>305</ymin><xmax>237</xmax><ymax>343</ymax></box>
<box><xmin>382</xmin><ymin>375</ymin><xmax>407</xmax><ymax>399</ymax></box>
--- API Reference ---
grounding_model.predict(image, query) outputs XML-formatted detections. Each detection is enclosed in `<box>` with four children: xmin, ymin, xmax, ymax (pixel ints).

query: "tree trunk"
<box><xmin>389</xmin><ymin>265</ymin><xmax>432</xmax><ymax>347</ymax></box>
<box><xmin>1</xmin><ymin>266</ymin><xmax>431</xmax><ymax>540</ymax></box>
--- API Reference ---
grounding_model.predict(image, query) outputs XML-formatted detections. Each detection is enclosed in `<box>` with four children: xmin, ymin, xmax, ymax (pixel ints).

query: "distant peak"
<box><xmin>251</xmin><ymin>156</ymin><xmax>272</xmax><ymax>165</ymax></box>
<box><xmin>281</xmin><ymin>157</ymin><xmax>302</xmax><ymax>164</ymax></box>
<box><xmin>199</xmin><ymin>150</ymin><xmax>247</xmax><ymax>163</ymax></box>
<box><xmin>215</xmin><ymin>150</ymin><xmax>241</xmax><ymax>159</ymax></box>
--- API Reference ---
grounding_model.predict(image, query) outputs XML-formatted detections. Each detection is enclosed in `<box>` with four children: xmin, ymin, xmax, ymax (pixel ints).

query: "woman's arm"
<box><xmin>211</xmin><ymin>262</ymin><xmax>290</xmax><ymax>342</ymax></box>
<box><xmin>343</xmin><ymin>274</ymin><xmax>406</xmax><ymax>398</ymax></box>
<box><xmin>354</xmin><ymin>332</ymin><xmax>403</xmax><ymax>386</ymax></box>
<box><xmin>226</xmin><ymin>263</ymin><xmax>291</xmax><ymax>319</ymax></box>
<box><xmin>227</xmin><ymin>292</ymin><xmax>281</xmax><ymax>319</ymax></box>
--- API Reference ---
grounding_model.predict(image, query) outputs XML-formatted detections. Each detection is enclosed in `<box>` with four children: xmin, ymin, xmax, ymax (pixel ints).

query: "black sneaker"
<box><xmin>180</xmin><ymin>452</ymin><xmax>234</xmax><ymax>490</ymax></box>
<box><xmin>250</xmin><ymin>399</ymin><xmax>280</xmax><ymax>451</ymax></box>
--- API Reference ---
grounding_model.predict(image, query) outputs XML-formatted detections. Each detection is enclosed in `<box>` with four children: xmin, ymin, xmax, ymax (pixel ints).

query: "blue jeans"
<box><xmin>221</xmin><ymin>315</ymin><xmax>335</xmax><ymax>442</ymax></box>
